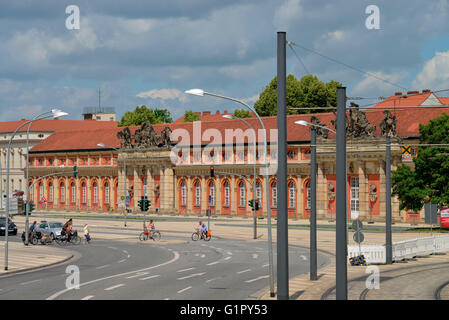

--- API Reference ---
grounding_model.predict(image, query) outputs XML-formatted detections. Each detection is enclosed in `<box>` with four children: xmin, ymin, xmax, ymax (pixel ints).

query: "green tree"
<box><xmin>253</xmin><ymin>74</ymin><xmax>342</xmax><ymax>116</ymax></box>
<box><xmin>183</xmin><ymin>110</ymin><xmax>201</xmax><ymax>122</ymax></box>
<box><xmin>233</xmin><ymin>109</ymin><xmax>251</xmax><ymax>118</ymax></box>
<box><xmin>391</xmin><ymin>113</ymin><xmax>449</xmax><ymax>211</ymax></box>
<box><xmin>119</xmin><ymin>106</ymin><xmax>172</xmax><ymax>126</ymax></box>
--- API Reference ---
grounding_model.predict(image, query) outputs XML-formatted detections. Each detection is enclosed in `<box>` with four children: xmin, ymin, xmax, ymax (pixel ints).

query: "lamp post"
<box><xmin>295</xmin><ymin>120</ymin><xmax>336</xmax><ymax>281</ymax></box>
<box><xmin>24</xmin><ymin>109</ymin><xmax>68</xmax><ymax>246</ymax></box>
<box><xmin>5</xmin><ymin>110</ymin><xmax>68</xmax><ymax>269</ymax></box>
<box><xmin>223</xmin><ymin>114</ymin><xmax>258</xmax><ymax>239</ymax></box>
<box><xmin>185</xmin><ymin>88</ymin><xmax>275</xmax><ymax>297</ymax></box>
<box><xmin>97</xmin><ymin>143</ymin><xmax>126</xmax><ymax>226</ymax></box>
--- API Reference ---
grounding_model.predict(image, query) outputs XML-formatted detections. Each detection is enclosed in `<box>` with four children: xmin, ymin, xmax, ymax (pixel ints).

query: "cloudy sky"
<box><xmin>1</xmin><ymin>0</ymin><xmax>449</xmax><ymax>121</ymax></box>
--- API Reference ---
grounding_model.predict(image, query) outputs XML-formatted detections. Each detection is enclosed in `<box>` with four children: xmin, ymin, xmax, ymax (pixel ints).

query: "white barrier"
<box><xmin>348</xmin><ymin>235</ymin><xmax>449</xmax><ymax>264</ymax></box>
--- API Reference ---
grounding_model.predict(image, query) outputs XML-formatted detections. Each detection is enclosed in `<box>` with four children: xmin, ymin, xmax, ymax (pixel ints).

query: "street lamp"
<box><xmin>97</xmin><ymin>143</ymin><xmax>127</xmax><ymax>227</ymax></box>
<box><xmin>223</xmin><ymin>114</ymin><xmax>258</xmax><ymax>239</ymax></box>
<box><xmin>24</xmin><ymin>109</ymin><xmax>68</xmax><ymax>245</ymax></box>
<box><xmin>186</xmin><ymin>88</ymin><xmax>275</xmax><ymax>297</ymax></box>
<box><xmin>5</xmin><ymin>109</ymin><xmax>68</xmax><ymax>269</ymax></box>
<box><xmin>295</xmin><ymin>119</ymin><xmax>336</xmax><ymax>281</ymax></box>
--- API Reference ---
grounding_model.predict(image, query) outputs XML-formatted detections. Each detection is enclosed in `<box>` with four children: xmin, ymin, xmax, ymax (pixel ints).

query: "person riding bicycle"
<box><xmin>198</xmin><ymin>221</ymin><xmax>207</xmax><ymax>239</ymax></box>
<box><xmin>62</xmin><ymin>219</ymin><xmax>73</xmax><ymax>242</ymax></box>
<box><xmin>148</xmin><ymin>220</ymin><xmax>155</xmax><ymax>238</ymax></box>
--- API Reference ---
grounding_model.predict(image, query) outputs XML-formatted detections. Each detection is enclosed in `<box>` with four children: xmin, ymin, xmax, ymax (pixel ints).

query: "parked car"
<box><xmin>0</xmin><ymin>217</ymin><xmax>17</xmax><ymax>236</ymax></box>
<box><xmin>38</xmin><ymin>221</ymin><xmax>63</xmax><ymax>239</ymax></box>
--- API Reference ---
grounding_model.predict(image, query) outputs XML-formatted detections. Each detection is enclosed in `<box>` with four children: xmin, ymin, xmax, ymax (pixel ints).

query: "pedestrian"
<box><xmin>83</xmin><ymin>223</ymin><xmax>91</xmax><ymax>244</ymax></box>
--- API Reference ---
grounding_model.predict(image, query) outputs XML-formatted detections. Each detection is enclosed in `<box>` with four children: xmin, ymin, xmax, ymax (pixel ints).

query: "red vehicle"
<box><xmin>440</xmin><ymin>206</ymin><xmax>449</xmax><ymax>229</ymax></box>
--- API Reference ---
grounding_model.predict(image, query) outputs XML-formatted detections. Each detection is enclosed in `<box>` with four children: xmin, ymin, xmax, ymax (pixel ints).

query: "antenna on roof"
<box><xmin>98</xmin><ymin>87</ymin><xmax>101</xmax><ymax>113</ymax></box>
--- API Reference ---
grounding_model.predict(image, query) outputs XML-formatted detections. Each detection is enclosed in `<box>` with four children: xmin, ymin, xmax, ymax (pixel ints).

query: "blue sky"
<box><xmin>1</xmin><ymin>0</ymin><xmax>449</xmax><ymax>121</ymax></box>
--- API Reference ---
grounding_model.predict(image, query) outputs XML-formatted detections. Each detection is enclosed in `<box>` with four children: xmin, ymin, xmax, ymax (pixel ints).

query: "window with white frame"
<box><xmin>350</xmin><ymin>177</ymin><xmax>359</xmax><ymax>217</ymax></box>
<box><xmin>60</xmin><ymin>183</ymin><xmax>65</xmax><ymax>203</ymax></box>
<box><xmin>82</xmin><ymin>183</ymin><xmax>87</xmax><ymax>204</ymax></box>
<box><xmin>181</xmin><ymin>181</ymin><xmax>187</xmax><ymax>206</ymax></box>
<box><xmin>271</xmin><ymin>181</ymin><xmax>277</xmax><ymax>208</ymax></box>
<box><xmin>224</xmin><ymin>181</ymin><xmax>230</xmax><ymax>206</ymax></box>
<box><xmin>105</xmin><ymin>182</ymin><xmax>110</xmax><ymax>204</ymax></box>
<box><xmin>71</xmin><ymin>183</ymin><xmax>76</xmax><ymax>203</ymax></box>
<box><xmin>209</xmin><ymin>182</ymin><xmax>215</xmax><ymax>206</ymax></box>
<box><xmin>239</xmin><ymin>181</ymin><xmax>246</xmax><ymax>207</ymax></box>
<box><xmin>306</xmin><ymin>182</ymin><xmax>311</xmax><ymax>209</ymax></box>
<box><xmin>93</xmin><ymin>182</ymin><xmax>98</xmax><ymax>204</ymax></box>
<box><xmin>39</xmin><ymin>183</ymin><xmax>43</xmax><ymax>200</ymax></box>
<box><xmin>195</xmin><ymin>181</ymin><xmax>201</xmax><ymax>206</ymax></box>
<box><xmin>256</xmin><ymin>181</ymin><xmax>262</xmax><ymax>204</ymax></box>
<box><xmin>49</xmin><ymin>182</ymin><xmax>53</xmax><ymax>202</ymax></box>
<box><xmin>288</xmin><ymin>181</ymin><xmax>296</xmax><ymax>208</ymax></box>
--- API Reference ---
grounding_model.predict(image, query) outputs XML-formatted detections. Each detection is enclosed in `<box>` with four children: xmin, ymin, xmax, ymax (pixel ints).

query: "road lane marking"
<box><xmin>300</xmin><ymin>255</ymin><xmax>307</xmax><ymax>261</ymax></box>
<box><xmin>262</xmin><ymin>264</ymin><xmax>269</xmax><ymax>267</ymax></box>
<box><xmin>177</xmin><ymin>272</ymin><xmax>206</xmax><ymax>280</ymax></box>
<box><xmin>227</xmin><ymin>251</ymin><xmax>232</xmax><ymax>255</ymax></box>
<box><xmin>206</xmin><ymin>277</ymin><xmax>222</xmax><ymax>283</ymax></box>
<box><xmin>237</xmin><ymin>269</ymin><xmax>251</xmax><ymax>274</ymax></box>
<box><xmin>96</xmin><ymin>264</ymin><xmax>110</xmax><ymax>269</ymax></box>
<box><xmin>118</xmin><ymin>259</ymin><xmax>127</xmax><ymax>263</ymax></box>
<box><xmin>252</xmin><ymin>254</ymin><xmax>258</xmax><ymax>259</ymax></box>
<box><xmin>206</xmin><ymin>261</ymin><xmax>220</xmax><ymax>266</ymax></box>
<box><xmin>104</xmin><ymin>284</ymin><xmax>125</xmax><ymax>291</ymax></box>
<box><xmin>224</xmin><ymin>256</ymin><xmax>231</xmax><ymax>260</ymax></box>
<box><xmin>245</xmin><ymin>275</ymin><xmax>269</xmax><ymax>283</ymax></box>
<box><xmin>47</xmin><ymin>250</ymin><xmax>180</xmax><ymax>300</ymax></box>
<box><xmin>125</xmin><ymin>272</ymin><xmax>148</xmax><ymax>279</ymax></box>
<box><xmin>177</xmin><ymin>286</ymin><xmax>192</xmax><ymax>294</ymax></box>
<box><xmin>81</xmin><ymin>295</ymin><xmax>94</xmax><ymax>300</ymax></box>
<box><xmin>139</xmin><ymin>275</ymin><xmax>160</xmax><ymax>281</ymax></box>
<box><xmin>20</xmin><ymin>279</ymin><xmax>41</xmax><ymax>285</ymax></box>
<box><xmin>177</xmin><ymin>267</ymin><xmax>195</xmax><ymax>273</ymax></box>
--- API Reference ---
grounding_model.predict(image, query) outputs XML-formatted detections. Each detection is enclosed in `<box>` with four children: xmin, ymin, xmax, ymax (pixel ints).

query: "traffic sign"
<box><xmin>353</xmin><ymin>232</ymin><xmax>364</xmax><ymax>244</ymax></box>
<box><xmin>402</xmin><ymin>145</ymin><xmax>411</xmax><ymax>155</ymax></box>
<box><xmin>352</xmin><ymin>220</ymin><xmax>363</xmax><ymax>231</ymax></box>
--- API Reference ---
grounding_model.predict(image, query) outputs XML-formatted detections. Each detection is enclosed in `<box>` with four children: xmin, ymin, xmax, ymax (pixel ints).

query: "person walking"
<box><xmin>83</xmin><ymin>223</ymin><xmax>91</xmax><ymax>244</ymax></box>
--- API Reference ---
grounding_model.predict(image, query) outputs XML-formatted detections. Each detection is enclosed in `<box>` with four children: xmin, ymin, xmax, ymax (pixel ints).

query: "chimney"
<box><xmin>395</xmin><ymin>92</ymin><xmax>402</xmax><ymax>96</ymax></box>
<box><xmin>202</xmin><ymin>111</ymin><xmax>211</xmax><ymax>116</ymax></box>
<box><xmin>224</xmin><ymin>110</ymin><xmax>228</xmax><ymax>114</ymax></box>
<box><xmin>407</xmin><ymin>91</ymin><xmax>419</xmax><ymax>95</ymax></box>
<box><xmin>422</xmin><ymin>89</ymin><xmax>431</xmax><ymax>93</ymax></box>
<box><xmin>215</xmin><ymin>110</ymin><xmax>220</xmax><ymax>114</ymax></box>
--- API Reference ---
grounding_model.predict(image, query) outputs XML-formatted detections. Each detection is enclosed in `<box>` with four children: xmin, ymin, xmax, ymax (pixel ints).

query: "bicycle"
<box><xmin>191</xmin><ymin>228</ymin><xmax>211</xmax><ymax>241</ymax></box>
<box><xmin>55</xmin><ymin>230</ymin><xmax>81</xmax><ymax>245</ymax></box>
<box><xmin>139</xmin><ymin>228</ymin><xmax>161</xmax><ymax>241</ymax></box>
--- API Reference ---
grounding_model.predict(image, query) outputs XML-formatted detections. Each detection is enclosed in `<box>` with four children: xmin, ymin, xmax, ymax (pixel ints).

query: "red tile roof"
<box><xmin>173</xmin><ymin>110</ymin><xmax>233</xmax><ymax>123</ymax></box>
<box><xmin>30</xmin><ymin>107</ymin><xmax>449</xmax><ymax>153</ymax></box>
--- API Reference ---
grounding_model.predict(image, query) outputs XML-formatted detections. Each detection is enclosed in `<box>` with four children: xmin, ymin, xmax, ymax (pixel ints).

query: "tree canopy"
<box><xmin>119</xmin><ymin>106</ymin><xmax>172</xmax><ymax>127</ymax></box>
<box><xmin>253</xmin><ymin>74</ymin><xmax>342</xmax><ymax>116</ymax></box>
<box><xmin>233</xmin><ymin>109</ymin><xmax>251</xmax><ymax>119</ymax></box>
<box><xmin>183</xmin><ymin>110</ymin><xmax>201</xmax><ymax>122</ymax></box>
<box><xmin>392</xmin><ymin>113</ymin><xmax>449</xmax><ymax>212</ymax></box>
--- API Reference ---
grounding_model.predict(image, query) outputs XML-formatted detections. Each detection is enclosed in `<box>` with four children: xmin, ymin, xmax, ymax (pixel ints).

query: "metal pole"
<box><xmin>124</xmin><ymin>155</ymin><xmax>127</xmax><ymax>227</ymax></box>
<box><xmin>277</xmin><ymin>31</ymin><xmax>289</xmax><ymax>300</ymax></box>
<box><xmin>385</xmin><ymin>135</ymin><xmax>392</xmax><ymax>264</ymax></box>
<box><xmin>310</xmin><ymin>127</ymin><xmax>317</xmax><ymax>280</ymax></box>
<box><xmin>336</xmin><ymin>86</ymin><xmax>347</xmax><ymax>299</ymax></box>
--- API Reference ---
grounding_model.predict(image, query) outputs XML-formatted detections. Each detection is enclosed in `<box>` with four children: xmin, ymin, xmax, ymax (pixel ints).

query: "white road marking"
<box><xmin>108</xmin><ymin>247</ymin><xmax>117</xmax><ymax>250</ymax></box>
<box><xmin>81</xmin><ymin>295</ymin><xmax>94</xmax><ymax>300</ymax></box>
<box><xmin>104</xmin><ymin>283</ymin><xmax>125</xmax><ymax>291</ymax></box>
<box><xmin>300</xmin><ymin>255</ymin><xmax>307</xmax><ymax>261</ymax></box>
<box><xmin>206</xmin><ymin>277</ymin><xmax>222</xmax><ymax>283</ymax></box>
<box><xmin>245</xmin><ymin>275</ymin><xmax>269</xmax><ymax>283</ymax></box>
<box><xmin>118</xmin><ymin>259</ymin><xmax>127</xmax><ymax>263</ymax></box>
<box><xmin>237</xmin><ymin>269</ymin><xmax>252</xmax><ymax>274</ymax></box>
<box><xmin>206</xmin><ymin>261</ymin><xmax>220</xmax><ymax>266</ymax></box>
<box><xmin>177</xmin><ymin>272</ymin><xmax>206</xmax><ymax>280</ymax></box>
<box><xmin>125</xmin><ymin>272</ymin><xmax>148</xmax><ymax>279</ymax></box>
<box><xmin>139</xmin><ymin>275</ymin><xmax>160</xmax><ymax>281</ymax></box>
<box><xmin>177</xmin><ymin>286</ymin><xmax>192</xmax><ymax>294</ymax></box>
<box><xmin>252</xmin><ymin>254</ymin><xmax>259</xmax><ymax>259</ymax></box>
<box><xmin>227</xmin><ymin>251</ymin><xmax>232</xmax><ymax>255</ymax></box>
<box><xmin>96</xmin><ymin>264</ymin><xmax>110</xmax><ymax>269</ymax></box>
<box><xmin>47</xmin><ymin>250</ymin><xmax>180</xmax><ymax>300</ymax></box>
<box><xmin>20</xmin><ymin>279</ymin><xmax>41</xmax><ymax>285</ymax></box>
<box><xmin>224</xmin><ymin>256</ymin><xmax>231</xmax><ymax>260</ymax></box>
<box><xmin>177</xmin><ymin>267</ymin><xmax>195</xmax><ymax>273</ymax></box>
<box><xmin>262</xmin><ymin>263</ymin><xmax>269</xmax><ymax>267</ymax></box>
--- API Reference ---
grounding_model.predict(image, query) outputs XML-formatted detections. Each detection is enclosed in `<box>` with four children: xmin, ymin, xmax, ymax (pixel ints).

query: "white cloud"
<box><xmin>412</xmin><ymin>51</ymin><xmax>449</xmax><ymax>90</ymax></box>
<box><xmin>352</xmin><ymin>71</ymin><xmax>409</xmax><ymax>96</ymax></box>
<box><xmin>136</xmin><ymin>88</ymin><xmax>188</xmax><ymax>102</ymax></box>
<box><xmin>273</xmin><ymin>0</ymin><xmax>302</xmax><ymax>31</ymax></box>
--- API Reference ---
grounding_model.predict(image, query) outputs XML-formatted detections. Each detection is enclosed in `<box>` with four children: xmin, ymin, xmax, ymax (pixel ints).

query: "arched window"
<box><xmin>195</xmin><ymin>181</ymin><xmax>201</xmax><ymax>206</ymax></box>
<box><xmin>181</xmin><ymin>181</ymin><xmax>187</xmax><ymax>206</ymax></box>
<box><xmin>71</xmin><ymin>182</ymin><xmax>76</xmax><ymax>203</ymax></box>
<box><xmin>271</xmin><ymin>181</ymin><xmax>277</xmax><ymax>208</ymax></box>
<box><xmin>288</xmin><ymin>181</ymin><xmax>296</xmax><ymax>208</ymax></box>
<box><xmin>239</xmin><ymin>181</ymin><xmax>246</xmax><ymax>207</ymax></box>
<box><xmin>209</xmin><ymin>182</ymin><xmax>215</xmax><ymax>206</ymax></box>
<box><xmin>49</xmin><ymin>182</ymin><xmax>53</xmax><ymax>202</ymax></box>
<box><xmin>82</xmin><ymin>182</ymin><xmax>87</xmax><ymax>204</ymax></box>
<box><xmin>93</xmin><ymin>182</ymin><xmax>98</xmax><ymax>204</ymax></box>
<box><xmin>224</xmin><ymin>181</ymin><xmax>230</xmax><ymax>206</ymax></box>
<box><xmin>256</xmin><ymin>181</ymin><xmax>262</xmax><ymax>205</ymax></box>
<box><xmin>105</xmin><ymin>182</ymin><xmax>110</xmax><ymax>204</ymax></box>
<box><xmin>60</xmin><ymin>182</ymin><xmax>65</xmax><ymax>203</ymax></box>
<box><xmin>39</xmin><ymin>183</ymin><xmax>43</xmax><ymax>201</ymax></box>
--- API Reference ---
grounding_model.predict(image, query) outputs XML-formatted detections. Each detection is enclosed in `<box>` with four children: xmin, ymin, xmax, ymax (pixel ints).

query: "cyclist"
<box><xmin>148</xmin><ymin>220</ymin><xmax>155</xmax><ymax>239</ymax></box>
<box><xmin>62</xmin><ymin>219</ymin><xmax>73</xmax><ymax>242</ymax></box>
<box><xmin>198</xmin><ymin>221</ymin><xmax>207</xmax><ymax>239</ymax></box>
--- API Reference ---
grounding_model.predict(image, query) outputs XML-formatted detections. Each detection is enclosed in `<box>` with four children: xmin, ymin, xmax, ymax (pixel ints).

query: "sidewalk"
<box><xmin>0</xmin><ymin>241</ymin><xmax>75</xmax><ymax>276</ymax></box>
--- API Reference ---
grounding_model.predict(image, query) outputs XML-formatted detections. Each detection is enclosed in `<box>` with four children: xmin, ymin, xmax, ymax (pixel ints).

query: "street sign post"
<box><xmin>352</xmin><ymin>220</ymin><xmax>364</xmax><ymax>255</ymax></box>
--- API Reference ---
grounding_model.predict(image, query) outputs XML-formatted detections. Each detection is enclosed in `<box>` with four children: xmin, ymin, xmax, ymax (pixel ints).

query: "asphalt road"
<box><xmin>0</xmin><ymin>235</ymin><xmax>330</xmax><ymax>300</ymax></box>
